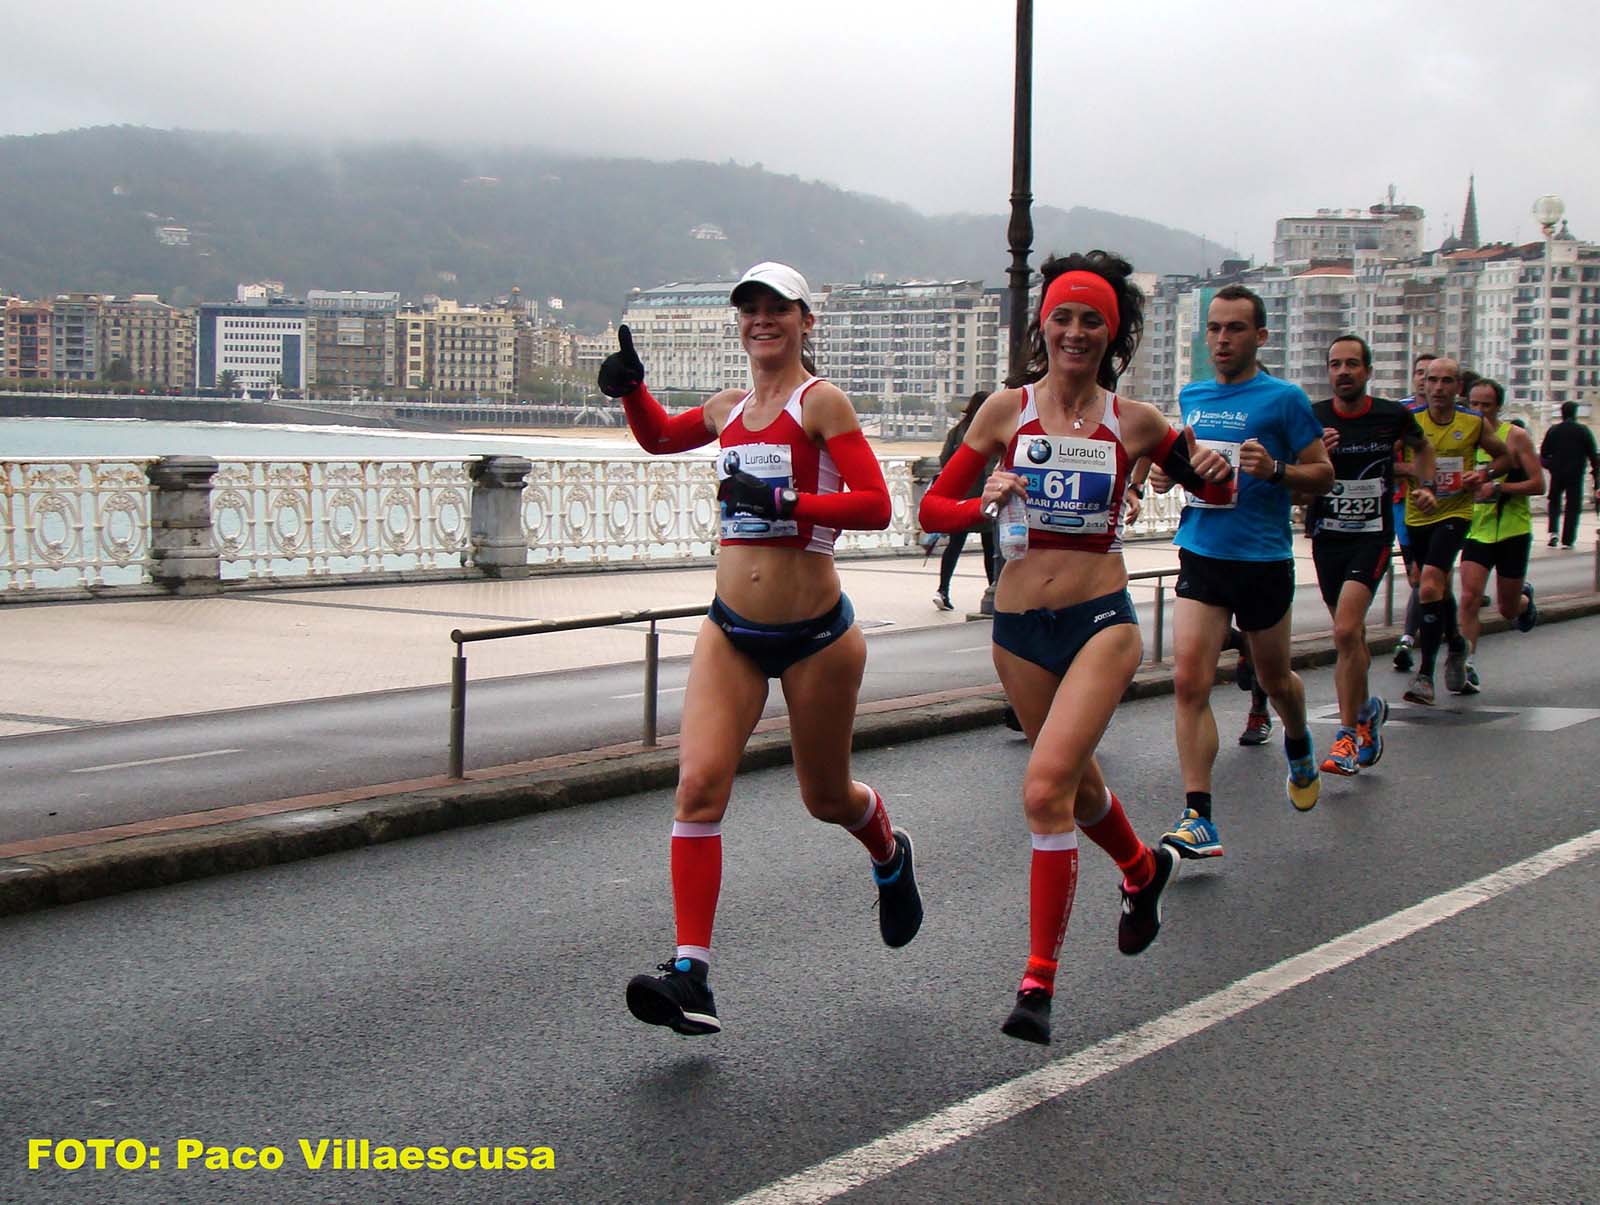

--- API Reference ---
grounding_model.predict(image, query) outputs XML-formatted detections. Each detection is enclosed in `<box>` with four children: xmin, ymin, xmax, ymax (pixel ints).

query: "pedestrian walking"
<box><xmin>1539</xmin><ymin>401</ymin><xmax>1600</xmax><ymax>548</ymax></box>
<box><xmin>931</xmin><ymin>390</ymin><xmax>997</xmax><ymax>611</ymax></box>
<box><xmin>598</xmin><ymin>261</ymin><xmax>922</xmax><ymax>1037</ymax></box>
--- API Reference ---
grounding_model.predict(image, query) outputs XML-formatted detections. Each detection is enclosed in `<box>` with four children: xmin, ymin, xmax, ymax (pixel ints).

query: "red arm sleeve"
<box><xmin>789</xmin><ymin>429</ymin><xmax>892</xmax><ymax>531</ymax></box>
<box><xmin>620</xmin><ymin>383</ymin><xmax>715</xmax><ymax>454</ymax></box>
<box><xmin>917</xmin><ymin>442</ymin><xmax>987</xmax><ymax>533</ymax></box>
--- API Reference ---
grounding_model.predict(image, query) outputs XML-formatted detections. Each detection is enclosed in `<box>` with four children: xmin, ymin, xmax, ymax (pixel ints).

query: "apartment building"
<box><xmin>101</xmin><ymin>295</ymin><xmax>196</xmax><ymax>391</ymax></box>
<box><xmin>51</xmin><ymin>293</ymin><xmax>105</xmax><ymax>381</ymax></box>
<box><xmin>1274</xmin><ymin>203</ymin><xmax>1425</xmax><ymax>265</ymax></box>
<box><xmin>3</xmin><ymin>299</ymin><xmax>52</xmax><ymax>378</ymax></box>
<box><xmin>305</xmin><ymin>290</ymin><xmax>400</xmax><ymax>393</ymax></box>
<box><xmin>621</xmin><ymin>282</ymin><xmax>743</xmax><ymax>393</ymax></box>
<box><xmin>814</xmin><ymin>279</ymin><xmax>1002</xmax><ymax>411</ymax></box>
<box><xmin>430</xmin><ymin>301</ymin><xmax>515</xmax><ymax>396</ymax></box>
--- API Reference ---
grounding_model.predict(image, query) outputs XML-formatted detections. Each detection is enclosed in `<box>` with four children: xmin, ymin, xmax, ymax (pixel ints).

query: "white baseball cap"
<box><xmin>730</xmin><ymin>262</ymin><xmax>812</xmax><ymax>311</ymax></box>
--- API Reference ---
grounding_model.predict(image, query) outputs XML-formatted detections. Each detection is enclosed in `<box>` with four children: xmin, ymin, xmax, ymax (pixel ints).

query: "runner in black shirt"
<box><xmin>1307</xmin><ymin>336</ymin><xmax>1432</xmax><ymax>776</ymax></box>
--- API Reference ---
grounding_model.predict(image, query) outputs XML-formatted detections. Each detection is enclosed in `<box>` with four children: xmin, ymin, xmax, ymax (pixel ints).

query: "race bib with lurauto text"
<box><xmin>717</xmin><ymin>442</ymin><xmax>798</xmax><ymax>539</ymax></box>
<box><xmin>1185</xmin><ymin>438</ymin><xmax>1241</xmax><ymax>509</ymax></box>
<box><xmin>1012</xmin><ymin>435</ymin><xmax>1116</xmax><ymax>534</ymax></box>
<box><xmin>1322</xmin><ymin>476</ymin><xmax>1384</xmax><ymax>533</ymax></box>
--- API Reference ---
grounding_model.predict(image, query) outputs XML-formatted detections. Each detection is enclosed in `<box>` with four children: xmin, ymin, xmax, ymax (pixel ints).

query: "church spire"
<box><xmin>1461</xmin><ymin>175</ymin><xmax>1480</xmax><ymax>249</ymax></box>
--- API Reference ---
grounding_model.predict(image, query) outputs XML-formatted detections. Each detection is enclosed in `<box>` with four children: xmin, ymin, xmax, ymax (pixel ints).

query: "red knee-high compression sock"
<box><xmin>671</xmin><ymin>820</ymin><xmax>722</xmax><ymax>964</ymax></box>
<box><xmin>1023</xmin><ymin>831</ymin><xmax>1079</xmax><ymax>995</ymax></box>
<box><xmin>844</xmin><ymin>782</ymin><xmax>898</xmax><ymax>866</ymax></box>
<box><xmin>1079</xmin><ymin>787</ymin><xmax>1155</xmax><ymax>891</ymax></box>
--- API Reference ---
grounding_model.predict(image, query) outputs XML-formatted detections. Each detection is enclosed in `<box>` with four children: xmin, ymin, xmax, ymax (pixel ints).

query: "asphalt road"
<box><xmin>4</xmin><ymin>551</ymin><xmax>1596</xmax><ymax>845</ymax></box>
<box><xmin>4</xmin><ymin>620</ymin><xmax>1597</xmax><ymax>1202</ymax></box>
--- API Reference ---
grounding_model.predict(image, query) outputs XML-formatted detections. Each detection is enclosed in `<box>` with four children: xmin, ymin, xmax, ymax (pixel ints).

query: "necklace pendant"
<box><xmin>1073</xmin><ymin>417</ymin><xmax>1083</xmax><ymax>430</ymax></box>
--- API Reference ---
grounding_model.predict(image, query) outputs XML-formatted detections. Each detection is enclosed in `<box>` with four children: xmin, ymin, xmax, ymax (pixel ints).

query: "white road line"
<box><xmin>69</xmin><ymin>748</ymin><xmax>244</xmax><ymax>774</ymax></box>
<box><xmin>610</xmin><ymin>686</ymin><xmax>687</xmax><ymax>701</ymax></box>
<box><xmin>949</xmin><ymin>645</ymin><xmax>993</xmax><ymax>654</ymax></box>
<box><xmin>732</xmin><ymin>826</ymin><xmax>1600</xmax><ymax>1205</ymax></box>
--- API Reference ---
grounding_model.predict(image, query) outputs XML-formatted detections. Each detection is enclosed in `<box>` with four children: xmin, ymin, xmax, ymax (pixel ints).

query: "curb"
<box><xmin>5</xmin><ymin>594</ymin><xmax>1598</xmax><ymax>918</ymax></box>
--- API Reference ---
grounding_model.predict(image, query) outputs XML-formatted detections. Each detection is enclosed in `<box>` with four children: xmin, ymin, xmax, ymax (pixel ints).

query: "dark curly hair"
<box><xmin>1005</xmin><ymin>250</ymin><xmax>1146</xmax><ymax>391</ymax></box>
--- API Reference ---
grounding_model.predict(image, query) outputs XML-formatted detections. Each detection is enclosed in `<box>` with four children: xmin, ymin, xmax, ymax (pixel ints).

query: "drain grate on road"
<box><xmin>1311</xmin><ymin>704</ymin><xmax>1600</xmax><ymax>731</ymax></box>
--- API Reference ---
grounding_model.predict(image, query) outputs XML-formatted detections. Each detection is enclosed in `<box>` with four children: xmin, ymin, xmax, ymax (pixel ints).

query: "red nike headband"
<box><xmin>1039</xmin><ymin>270</ymin><xmax>1120</xmax><ymax>338</ymax></box>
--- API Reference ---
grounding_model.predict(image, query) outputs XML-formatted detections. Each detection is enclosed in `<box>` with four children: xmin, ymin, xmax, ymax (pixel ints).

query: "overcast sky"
<box><xmin>3</xmin><ymin>1</ymin><xmax>1594</xmax><ymax>265</ymax></box>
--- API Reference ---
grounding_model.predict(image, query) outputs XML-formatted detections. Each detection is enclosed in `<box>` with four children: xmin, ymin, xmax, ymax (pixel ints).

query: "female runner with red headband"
<box><xmin>919</xmin><ymin>250</ymin><xmax>1231</xmax><ymax>1044</ymax></box>
<box><xmin>597</xmin><ymin>261</ymin><xmax>923</xmax><ymax>1038</ymax></box>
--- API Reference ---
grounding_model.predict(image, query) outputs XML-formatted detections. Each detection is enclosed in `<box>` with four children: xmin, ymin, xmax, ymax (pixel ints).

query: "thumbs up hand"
<box><xmin>597</xmin><ymin>324</ymin><xmax>645</xmax><ymax>398</ymax></box>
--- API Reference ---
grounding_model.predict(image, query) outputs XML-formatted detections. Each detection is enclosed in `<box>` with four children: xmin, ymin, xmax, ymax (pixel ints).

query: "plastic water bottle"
<box><xmin>990</xmin><ymin>494</ymin><xmax>1029</xmax><ymax>561</ymax></box>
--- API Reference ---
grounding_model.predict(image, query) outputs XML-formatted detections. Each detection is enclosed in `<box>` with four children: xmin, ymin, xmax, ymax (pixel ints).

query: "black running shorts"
<box><xmin>1462</xmin><ymin>532</ymin><xmax>1532</xmax><ymax>579</ymax></box>
<box><xmin>1406</xmin><ymin>517</ymin><xmax>1470</xmax><ymax>575</ymax></box>
<box><xmin>1311</xmin><ymin>536</ymin><xmax>1391</xmax><ymax>610</ymax></box>
<box><xmin>1175</xmin><ymin>549</ymin><xmax>1294</xmax><ymax>632</ymax></box>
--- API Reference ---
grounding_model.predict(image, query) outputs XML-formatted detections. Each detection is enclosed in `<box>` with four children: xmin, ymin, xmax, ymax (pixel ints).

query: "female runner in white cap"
<box><xmin>598</xmin><ymin>262</ymin><xmax>923</xmax><ymax>1037</ymax></box>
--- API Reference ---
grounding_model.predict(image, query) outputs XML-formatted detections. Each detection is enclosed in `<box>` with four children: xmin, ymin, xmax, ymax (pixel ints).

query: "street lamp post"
<box><xmin>983</xmin><ymin>0</ymin><xmax>1034</xmax><ymax>617</ymax></box>
<box><xmin>1533</xmin><ymin>195</ymin><xmax>1564</xmax><ymax>425</ymax></box>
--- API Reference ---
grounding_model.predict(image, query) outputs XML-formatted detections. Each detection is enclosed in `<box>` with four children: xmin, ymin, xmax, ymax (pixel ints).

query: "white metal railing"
<box><xmin>1</xmin><ymin>459</ymin><xmax>154</xmax><ymax>592</ymax></box>
<box><xmin>2</xmin><ymin>453</ymin><xmax>1185</xmax><ymax>595</ymax></box>
<box><xmin>515</xmin><ymin>456</ymin><xmax>923</xmax><ymax>565</ymax></box>
<box><xmin>211</xmin><ymin>458</ymin><xmax>476</xmax><ymax>580</ymax></box>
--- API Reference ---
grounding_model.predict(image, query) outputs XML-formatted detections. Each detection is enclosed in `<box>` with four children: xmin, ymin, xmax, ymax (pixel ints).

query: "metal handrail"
<box><xmin>448</xmin><ymin>604</ymin><xmax>707</xmax><ymax>778</ymax></box>
<box><xmin>444</xmin><ymin>547</ymin><xmax>1437</xmax><ymax>779</ymax></box>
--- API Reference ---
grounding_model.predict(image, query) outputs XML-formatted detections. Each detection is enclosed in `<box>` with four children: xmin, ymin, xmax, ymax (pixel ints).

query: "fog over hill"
<box><xmin>0</xmin><ymin>127</ymin><xmax>1238</xmax><ymax>329</ymax></box>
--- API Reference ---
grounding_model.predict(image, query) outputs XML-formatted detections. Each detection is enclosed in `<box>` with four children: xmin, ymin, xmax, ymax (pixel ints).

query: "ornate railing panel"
<box><xmin>517</xmin><ymin>456</ymin><xmax>923</xmax><ymax>565</ymax></box>
<box><xmin>1</xmin><ymin>459</ymin><xmax>154</xmax><ymax>592</ymax></box>
<box><xmin>2</xmin><ymin>453</ymin><xmax>1185</xmax><ymax>595</ymax></box>
<box><xmin>212</xmin><ymin>459</ymin><xmax>475</xmax><ymax>580</ymax></box>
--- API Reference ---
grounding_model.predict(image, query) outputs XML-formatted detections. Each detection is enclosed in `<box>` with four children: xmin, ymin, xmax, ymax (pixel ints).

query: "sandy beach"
<box><xmin>458</xmin><ymin>425</ymin><xmax>943</xmax><ymax>459</ymax></box>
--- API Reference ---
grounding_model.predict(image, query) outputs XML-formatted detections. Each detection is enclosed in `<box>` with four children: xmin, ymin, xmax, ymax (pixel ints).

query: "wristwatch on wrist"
<box><xmin>776</xmin><ymin>487</ymin><xmax>799</xmax><ymax>518</ymax></box>
<box><xmin>1126</xmin><ymin>482</ymin><xmax>1145</xmax><ymax>498</ymax></box>
<box><xmin>1269</xmin><ymin>459</ymin><xmax>1287</xmax><ymax>484</ymax></box>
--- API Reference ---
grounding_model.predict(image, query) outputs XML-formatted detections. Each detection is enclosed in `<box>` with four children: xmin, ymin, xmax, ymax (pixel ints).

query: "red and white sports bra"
<box><xmin>717</xmin><ymin>376</ymin><xmax>840</xmax><ymax>554</ymax></box>
<box><xmin>1002</xmin><ymin>385</ymin><xmax>1132</xmax><ymax>554</ymax></box>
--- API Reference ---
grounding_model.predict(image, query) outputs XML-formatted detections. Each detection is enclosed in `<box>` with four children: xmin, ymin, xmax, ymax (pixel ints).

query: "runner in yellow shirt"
<box><xmin>1457</xmin><ymin>378</ymin><xmax>1544</xmax><ymax>693</ymax></box>
<box><xmin>1399</xmin><ymin>357</ymin><xmax>1509</xmax><ymax>705</ymax></box>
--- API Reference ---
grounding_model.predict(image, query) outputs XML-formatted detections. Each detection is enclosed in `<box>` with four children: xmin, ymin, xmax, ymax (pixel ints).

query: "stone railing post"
<box><xmin>470</xmin><ymin>455</ymin><xmax>532</xmax><ymax>579</ymax></box>
<box><xmin>145</xmin><ymin>455</ymin><xmax>221</xmax><ymax>594</ymax></box>
<box><xmin>910</xmin><ymin>455</ymin><xmax>942</xmax><ymax>518</ymax></box>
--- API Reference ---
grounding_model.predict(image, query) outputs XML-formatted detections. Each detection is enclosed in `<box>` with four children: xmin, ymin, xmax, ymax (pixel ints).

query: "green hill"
<box><xmin>0</xmin><ymin>127</ymin><xmax>1235</xmax><ymax>329</ymax></box>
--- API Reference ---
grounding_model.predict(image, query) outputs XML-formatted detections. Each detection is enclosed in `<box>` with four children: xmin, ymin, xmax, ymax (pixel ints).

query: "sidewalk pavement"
<box><xmin>4</xmin><ymin>535</ymin><xmax>1598</xmax><ymax>917</ymax></box>
<box><xmin>0</xmin><ymin>538</ymin><xmax>1195</xmax><ymax>739</ymax></box>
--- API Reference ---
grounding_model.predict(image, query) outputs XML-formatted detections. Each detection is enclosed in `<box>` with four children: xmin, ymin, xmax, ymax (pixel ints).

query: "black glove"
<box><xmin>718</xmin><ymin>471</ymin><xmax>795</xmax><ymax>520</ymax></box>
<box><xmin>597</xmin><ymin>324</ymin><xmax>644</xmax><ymax>398</ymax></box>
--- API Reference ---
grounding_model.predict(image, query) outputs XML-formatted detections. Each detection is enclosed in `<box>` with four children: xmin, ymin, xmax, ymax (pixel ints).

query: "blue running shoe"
<box><xmin>1356</xmin><ymin>696</ymin><xmax>1388</xmax><ymax>767</ymax></box>
<box><xmin>1161</xmin><ymin>808</ymin><xmax>1223</xmax><ymax>859</ymax></box>
<box><xmin>1320</xmin><ymin>727</ymin><xmax>1360</xmax><ymax>777</ymax></box>
<box><xmin>1516</xmin><ymin>581</ymin><xmax>1538</xmax><ymax>632</ymax></box>
<box><xmin>872</xmin><ymin>829</ymin><xmax>923</xmax><ymax>948</ymax></box>
<box><xmin>1286</xmin><ymin>753</ymin><xmax>1321</xmax><ymax>812</ymax></box>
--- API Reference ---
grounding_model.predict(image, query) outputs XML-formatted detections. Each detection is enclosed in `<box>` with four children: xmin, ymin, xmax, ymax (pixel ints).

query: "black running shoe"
<box><xmin>873</xmin><ymin>829</ymin><xmax>924</xmax><ymax>948</ymax></box>
<box><xmin>1234</xmin><ymin>652</ymin><xmax>1256</xmax><ymax>694</ymax></box>
<box><xmin>1118</xmin><ymin>844</ymin><xmax>1178</xmax><ymax>956</ymax></box>
<box><xmin>1001</xmin><ymin>987</ymin><xmax>1052</xmax><ymax>1045</ymax></box>
<box><xmin>1516</xmin><ymin>581</ymin><xmax>1538</xmax><ymax>632</ymax></box>
<box><xmin>626</xmin><ymin>958</ymin><xmax>720</xmax><ymax>1035</ymax></box>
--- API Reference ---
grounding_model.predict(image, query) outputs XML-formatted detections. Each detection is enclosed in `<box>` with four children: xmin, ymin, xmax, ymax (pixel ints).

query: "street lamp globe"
<box><xmin>1532</xmin><ymin>195</ymin><xmax>1565</xmax><ymax>236</ymax></box>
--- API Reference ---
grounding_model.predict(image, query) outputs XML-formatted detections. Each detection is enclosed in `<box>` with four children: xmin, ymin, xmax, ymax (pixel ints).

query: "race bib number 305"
<box><xmin>1322</xmin><ymin>476</ymin><xmax>1384</xmax><ymax>533</ymax></box>
<box><xmin>1012</xmin><ymin>436</ymin><xmax>1116</xmax><ymax>535</ymax></box>
<box><xmin>1434</xmin><ymin>455</ymin><xmax>1465</xmax><ymax>497</ymax></box>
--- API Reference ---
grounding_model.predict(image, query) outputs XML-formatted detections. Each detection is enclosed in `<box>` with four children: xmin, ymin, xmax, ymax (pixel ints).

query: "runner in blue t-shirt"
<box><xmin>1152</xmin><ymin>285</ymin><xmax>1333</xmax><ymax>857</ymax></box>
